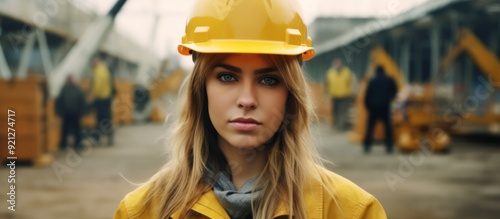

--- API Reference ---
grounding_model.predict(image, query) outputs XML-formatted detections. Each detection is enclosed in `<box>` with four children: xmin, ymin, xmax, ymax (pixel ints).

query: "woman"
<box><xmin>114</xmin><ymin>0</ymin><xmax>386</xmax><ymax>218</ymax></box>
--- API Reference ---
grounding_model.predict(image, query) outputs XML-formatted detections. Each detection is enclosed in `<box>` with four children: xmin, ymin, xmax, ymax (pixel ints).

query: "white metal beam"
<box><xmin>36</xmin><ymin>30</ymin><xmax>54</xmax><ymax>75</ymax></box>
<box><xmin>16</xmin><ymin>32</ymin><xmax>36</xmax><ymax>79</ymax></box>
<box><xmin>49</xmin><ymin>16</ymin><xmax>114</xmax><ymax>98</ymax></box>
<box><xmin>53</xmin><ymin>40</ymin><xmax>73</xmax><ymax>66</ymax></box>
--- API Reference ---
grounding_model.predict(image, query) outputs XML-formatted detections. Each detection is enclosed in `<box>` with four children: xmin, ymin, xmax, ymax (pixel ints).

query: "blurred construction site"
<box><xmin>0</xmin><ymin>0</ymin><xmax>499</xmax><ymax>218</ymax></box>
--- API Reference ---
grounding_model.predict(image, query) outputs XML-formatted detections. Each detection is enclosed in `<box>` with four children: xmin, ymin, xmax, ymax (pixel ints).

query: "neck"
<box><xmin>218</xmin><ymin>138</ymin><xmax>267</xmax><ymax>190</ymax></box>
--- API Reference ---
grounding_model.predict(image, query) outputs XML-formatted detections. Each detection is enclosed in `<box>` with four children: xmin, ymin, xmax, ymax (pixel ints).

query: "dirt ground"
<box><xmin>1</xmin><ymin>123</ymin><xmax>499</xmax><ymax>219</ymax></box>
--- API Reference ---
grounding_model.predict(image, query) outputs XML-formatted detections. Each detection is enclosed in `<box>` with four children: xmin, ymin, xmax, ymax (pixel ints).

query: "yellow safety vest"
<box><xmin>91</xmin><ymin>62</ymin><xmax>112</xmax><ymax>99</ymax></box>
<box><xmin>326</xmin><ymin>67</ymin><xmax>354</xmax><ymax>98</ymax></box>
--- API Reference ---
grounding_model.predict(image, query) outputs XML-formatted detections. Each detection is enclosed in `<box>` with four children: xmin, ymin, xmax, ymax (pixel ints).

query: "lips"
<box><xmin>229</xmin><ymin>117</ymin><xmax>261</xmax><ymax>131</ymax></box>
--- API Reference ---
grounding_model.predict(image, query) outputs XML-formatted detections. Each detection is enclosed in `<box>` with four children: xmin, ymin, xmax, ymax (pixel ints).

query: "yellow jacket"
<box><xmin>90</xmin><ymin>62</ymin><xmax>112</xmax><ymax>99</ymax></box>
<box><xmin>326</xmin><ymin>67</ymin><xmax>354</xmax><ymax>98</ymax></box>
<box><xmin>113</xmin><ymin>167</ymin><xmax>387</xmax><ymax>219</ymax></box>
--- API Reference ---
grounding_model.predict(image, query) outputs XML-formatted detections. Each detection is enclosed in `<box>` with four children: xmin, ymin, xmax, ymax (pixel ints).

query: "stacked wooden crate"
<box><xmin>0</xmin><ymin>75</ymin><xmax>54</xmax><ymax>166</ymax></box>
<box><xmin>113</xmin><ymin>79</ymin><xmax>134</xmax><ymax>125</ymax></box>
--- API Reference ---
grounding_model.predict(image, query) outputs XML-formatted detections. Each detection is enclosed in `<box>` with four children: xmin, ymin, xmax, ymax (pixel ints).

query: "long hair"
<box><xmin>138</xmin><ymin>53</ymin><xmax>329</xmax><ymax>219</ymax></box>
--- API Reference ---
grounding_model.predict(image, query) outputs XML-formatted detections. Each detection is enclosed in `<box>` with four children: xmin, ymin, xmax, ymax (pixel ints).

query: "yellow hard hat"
<box><xmin>178</xmin><ymin>0</ymin><xmax>315</xmax><ymax>60</ymax></box>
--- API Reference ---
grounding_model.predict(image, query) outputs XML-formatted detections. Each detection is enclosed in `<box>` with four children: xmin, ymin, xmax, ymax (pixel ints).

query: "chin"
<box><xmin>230</xmin><ymin>140</ymin><xmax>262</xmax><ymax>149</ymax></box>
<box><xmin>228</xmin><ymin>135</ymin><xmax>268</xmax><ymax>149</ymax></box>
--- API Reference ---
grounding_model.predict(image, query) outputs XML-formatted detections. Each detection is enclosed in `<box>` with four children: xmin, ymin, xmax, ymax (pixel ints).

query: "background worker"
<box><xmin>363</xmin><ymin>66</ymin><xmax>398</xmax><ymax>154</ymax></box>
<box><xmin>56</xmin><ymin>75</ymin><xmax>87</xmax><ymax>152</ymax></box>
<box><xmin>89</xmin><ymin>58</ymin><xmax>114</xmax><ymax>146</ymax></box>
<box><xmin>326</xmin><ymin>58</ymin><xmax>356</xmax><ymax>131</ymax></box>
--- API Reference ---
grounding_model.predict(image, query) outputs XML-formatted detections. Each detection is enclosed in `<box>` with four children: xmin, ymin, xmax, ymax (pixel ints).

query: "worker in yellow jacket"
<box><xmin>89</xmin><ymin>58</ymin><xmax>114</xmax><ymax>146</ymax></box>
<box><xmin>326</xmin><ymin>58</ymin><xmax>356</xmax><ymax>131</ymax></box>
<box><xmin>114</xmin><ymin>0</ymin><xmax>386</xmax><ymax>218</ymax></box>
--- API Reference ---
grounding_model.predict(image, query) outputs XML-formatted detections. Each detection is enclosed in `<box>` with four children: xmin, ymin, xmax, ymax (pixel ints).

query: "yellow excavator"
<box><xmin>351</xmin><ymin>28</ymin><xmax>500</xmax><ymax>152</ymax></box>
<box><xmin>436</xmin><ymin>28</ymin><xmax>500</xmax><ymax>87</ymax></box>
<box><xmin>431</xmin><ymin>28</ymin><xmax>500</xmax><ymax>132</ymax></box>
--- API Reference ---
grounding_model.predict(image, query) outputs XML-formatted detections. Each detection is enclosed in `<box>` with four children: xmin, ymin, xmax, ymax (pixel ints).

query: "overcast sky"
<box><xmin>84</xmin><ymin>0</ymin><xmax>429</xmax><ymax>60</ymax></box>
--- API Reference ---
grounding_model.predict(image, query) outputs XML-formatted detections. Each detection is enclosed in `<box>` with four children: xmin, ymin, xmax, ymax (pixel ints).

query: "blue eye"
<box><xmin>218</xmin><ymin>74</ymin><xmax>236</xmax><ymax>82</ymax></box>
<box><xmin>260</xmin><ymin>77</ymin><xmax>278</xmax><ymax>86</ymax></box>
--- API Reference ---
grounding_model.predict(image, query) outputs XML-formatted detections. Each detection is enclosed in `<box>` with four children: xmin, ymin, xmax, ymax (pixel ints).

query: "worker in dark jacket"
<box><xmin>56</xmin><ymin>75</ymin><xmax>88</xmax><ymax>152</ymax></box>
<box><xmin>363</xmin><ymin>66</ymin><xmax>398</xmax><ymax>154</ymax></box>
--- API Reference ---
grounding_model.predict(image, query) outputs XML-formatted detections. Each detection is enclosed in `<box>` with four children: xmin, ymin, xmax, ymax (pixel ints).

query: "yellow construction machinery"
<box><xmin>351</xmin><ymin>28</ymin><xmax>500</xmax><ymax>152</ymax></box>
<box><xmin>149</xmin><ymin>66</ymin><xmax>186</xmax><ymax>123</ymax></box>
<box><xmin>436</xmin><ymin>28</ymin><xmax>500</xmax><ymax>87</ymax></box>
<box><xmin>350</xmin><ymin>46</ymin><xmax>444</xmax><ymax>152</ymax></box>
<box><xmin>431</xmin><ymin>28</ymin><xmax>500</xmax><ymax>133</ymax></box>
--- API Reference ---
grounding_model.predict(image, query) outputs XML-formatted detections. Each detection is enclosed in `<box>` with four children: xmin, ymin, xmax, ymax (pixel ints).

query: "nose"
<box><xmin>236</xmin><ymin>81</ymin><xmax>257</xmax><ymax>110</ymax></box>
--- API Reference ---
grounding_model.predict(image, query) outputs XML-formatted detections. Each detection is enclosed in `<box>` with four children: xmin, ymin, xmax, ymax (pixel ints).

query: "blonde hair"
<box><xmin>138</xmin><ymin>53</ymin><xmax>329</xmax><ymax>219</ymax></box>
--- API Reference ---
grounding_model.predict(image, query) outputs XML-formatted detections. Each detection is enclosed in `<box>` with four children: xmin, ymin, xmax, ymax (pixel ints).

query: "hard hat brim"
<box><xmin>178</xmin><ymin>40</ymin><xmax>315</xmax><ymax>61</ymax></box>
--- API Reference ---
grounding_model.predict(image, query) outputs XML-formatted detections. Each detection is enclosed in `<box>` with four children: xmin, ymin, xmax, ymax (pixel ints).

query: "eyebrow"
<box><xmin>215</xmin><ymin>63</ymin><xmax>278</xmax><ymax>74</ymax></box>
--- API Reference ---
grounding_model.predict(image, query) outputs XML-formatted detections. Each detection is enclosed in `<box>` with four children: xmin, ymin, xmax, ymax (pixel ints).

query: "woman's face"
<box><xmin>206</xmin><ymin>54</ymin><xmax>289</xmax><ymax>149</ymax></box>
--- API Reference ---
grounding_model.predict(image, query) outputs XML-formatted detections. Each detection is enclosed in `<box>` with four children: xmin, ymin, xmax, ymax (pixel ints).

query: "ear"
<box><xmin>191</xmin><ymin>51</ymin><xmax>200</xmax><ymax>63</ymax></box>
<box><xmin>297</xmin><ymin>55</ymin><xmax>303</xmax><ymax>66</ymax></box>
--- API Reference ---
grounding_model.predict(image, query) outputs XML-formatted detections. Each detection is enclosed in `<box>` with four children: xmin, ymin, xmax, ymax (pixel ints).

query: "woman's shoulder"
<box><xmin>306</xmin><ymin>166</ymin><xmax>387</xmax><ymax>219</ymax></box>
<box><xmin>114</xmin><ymin>184</ymin><xmax>157</xmax><ymax>219</ymax></box>
<box><xmin>317</xmin><ymin>166</ymin><xmax>372</xmax><ymax>198</ymax></box>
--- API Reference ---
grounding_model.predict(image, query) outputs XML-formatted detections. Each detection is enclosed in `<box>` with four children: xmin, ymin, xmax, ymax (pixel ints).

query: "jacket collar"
<box><xmin>273</xmin><ymin>177</ymin><xmax>323</xmax><ymax>219</ymax></box>
<box><xmin>171</xmin><ymin>177</ymin><xmax>323</xmax><ymax>219</ymax></box>
<box><xmin>171</xmin><ymin>191</ymin><xmax>230</xmax><ymax>219</ymax></box>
